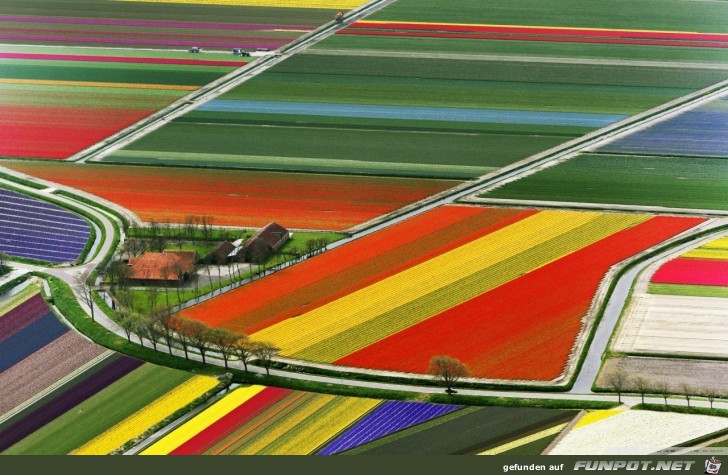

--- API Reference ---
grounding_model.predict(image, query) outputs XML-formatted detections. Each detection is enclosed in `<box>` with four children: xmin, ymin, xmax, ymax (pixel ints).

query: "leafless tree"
<box><xmin>0</xmin><ymin>251</ymin><xmax>8</xmax><ymax>273</ymax></box>
<box><xmin>253</xmin><ymin>341</ymin><xmax>279</xmax><ymax>375</ymax></box>
<box><xmin>632</xmin><ymin>374</ymin><xmax>651</xmax><ymax>405</ymax></box>
<box><xmin>701</xmin><ymin>387</ymin><xmax>721</xmax><ymax>410</ymax></box>
<box><xmin>680</xmin><ymin>382</ymin><xmax>694</xmax><ymax>408</ymax></box>
<box><xmin>184</xmin><ymin>319</ymin><xmax>213</xmax><ymax>364</ymax></box>
<box><xmin>146</xmin><ymin>287</ymin><xmax>157</xmax><ymax>316</ymax></box>
<box><xmin>233</xmin><ymin>336</ymin><xmax>254</xmax><ymax>372</ymax></box>
<box><xmin>201</xmin><ymin>215</ymin><xmax>214</xmax><ymax>241</ymax></box>
<box><xmin>78</xmin><ymin>283</ymin><xmax>96</xmax><ymax>322</ymax></box>
<box><xmin>156</xmin><ymin>312</ymin><xmax>177</xmax><ymax>355</ymax></box>
<box><xmin>208</xmin><ymin>328</ymin><xmax>239</xmax><ymax>369</ymax></box>
<box><xmin>655</xmin><ymin>381</ymin><xmax>671</xmax><ymax>406</ymax></box>
<box><xmin>429</xmin><ymin>355</ymin><xmax>469</xmax><ymax>394</ymax></box>
<box><xmin>145</xmin><ymin>314</ymin><xmax>164</xmax><ymax>351</ymax></box>
<box><xmin>173</xmin><ymin>317</ymin><xmax>193</xmax><ymax>360</ymax></box>
<box><xmin>118</xmin><ymin>311</ymin><xmax>134</xmax><ymax>342</ymax></box>
<box><xmin>608</xmin><ymin>368</ymin><xmax>629</xmax><ymax>404</ymax></box>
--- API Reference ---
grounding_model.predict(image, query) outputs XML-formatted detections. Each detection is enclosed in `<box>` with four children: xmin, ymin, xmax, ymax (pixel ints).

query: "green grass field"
<box><xmin>483</xmin><ymin>153</ymin><xmax>728</xmax><ymax>211</ymax></box>
<box><xmin>3</xmin><ymin>363</ymin><xmax>193</xmax><ymax>455</ymax></box>
<box><xmin>648</xmin><ymin>283</ymin><xmax>728</xmax><ymax>299</ymax></box>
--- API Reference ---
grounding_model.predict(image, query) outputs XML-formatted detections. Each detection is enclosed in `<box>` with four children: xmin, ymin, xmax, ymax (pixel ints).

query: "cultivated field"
<box><xmin>596</xmin><ymin>357</ymin><xmax>728</xmax><ymax>393</ymax></box>
<box><xmin>3</xmin><ymin>161</ymin><xmax>458</xmax><ymax>230</ymax></box>
<box><xmin>102</xmin><ymin>0</ymin><xmax>728</xmax><ymax>180</ymax></box>
<box><xmin>142</xmin><ymin>385</ymin><xmax>575</xmax><ymax>455</ymax></box>
<box><xmin>177</xmin><ymin>205</ymin><xmax>703</xmax><ymax>381</ymax></box>
<box><xmin>0</xmin><ymin>187</ymin><xmax>91</xmax><ymax>263</ymax></box>
<box><xmin>550</xmin><ymin>410</ymin><xmax>728</xmax><ymax>455</ymax></box>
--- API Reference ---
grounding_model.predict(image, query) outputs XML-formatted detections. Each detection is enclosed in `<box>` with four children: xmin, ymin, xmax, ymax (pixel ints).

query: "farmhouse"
<box><xmin>202</xmin><ymin>241</ymin><xmax>237</xmax><ymax>265</ymax></box>
<box><xmin>127</xmin><ymin>250</ymin><xmax>197</xmax><ymax>286</ymax></box>
<box><xmin>243</xmin><ymin>222</ymin><xmax>290</xmax><ymax>263</ymax></box>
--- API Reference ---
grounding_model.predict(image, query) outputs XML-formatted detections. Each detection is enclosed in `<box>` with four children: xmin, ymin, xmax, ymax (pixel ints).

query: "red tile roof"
<box><xmin>127</xmin><ymin>250</ymin><xmax>197</xmax><ymax>281</ymax></box>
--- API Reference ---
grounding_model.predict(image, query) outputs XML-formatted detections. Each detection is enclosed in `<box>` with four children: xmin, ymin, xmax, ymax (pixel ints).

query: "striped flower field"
<box><xmin>0</xmin><ymin>285</ymin><xmax>221</xmax><ymax>455</ymax></box>
<box><xmin>142</xmin><ymin>385</ymin><xmax>465</xmax><ymax>455</ymax></box>
<box><xmin>0</xmin><ymin>44</ymin><xmax>242</xmax><ymax>160</ymax></box>
<box><xmin>177</xmin><ymin>205</ymin><xmax>703</xmax><ymax>380</ymax></box>
<box><xmin>3</xmin><ymin>161</ymin><xmax>459</xmax><ymax>230</ymax></box>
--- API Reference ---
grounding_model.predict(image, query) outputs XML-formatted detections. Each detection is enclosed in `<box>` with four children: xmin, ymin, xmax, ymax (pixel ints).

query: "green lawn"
<box><xmin>483</xmin><ymin>153</ymin><xmax>728</xmax><ymax>211</ymax></box>
<box><xmin>3</xmin><ymin>364</ymin><xmax>193</xmax><ymax>455</ymax></box>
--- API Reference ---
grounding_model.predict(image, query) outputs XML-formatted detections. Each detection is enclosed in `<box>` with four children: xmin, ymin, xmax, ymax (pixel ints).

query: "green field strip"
<box><xmin>3</xmin><ymin>364</ymin><xmax>192</xmax><ymax>455</ymax></box>
<box><xmin>103</xmin><ymin>150</ymin><xmax>494</xmax><ymax>179</ymax></box>
<box><xmin>0</xmin><ymin>63</ymin><xmax>230</xmax><ymax>87</ymax></box>
<box><xmin>483</xmin><ymin>153</ymin><xmax>728</xmax><ymax>211</ymax></box>
<box><xmin>221</xmin><ymin>74</ymin><xmax>698</xmax><ymax>115</ymax></box>
<box><xmin>648</xmin><ymin>283</ymin><xmax>728</xmax><ymax>298</ymax></box>
<box><xmin>367</xmin><ymin>0</ymin><xmax>728</xmax><ymax>32</ymax></box>
<box><xmin>249</xmin><ymin>55</ymin><xmax>728</xmax><ymax>90</ymax></box>
<box><xmin>495</xmin><ymin>432</ymin><xmax>561</xmax><ymax>456</ymax></box>
<box><xmin>0</xmin><ymin>44</ymin><xmax>251</xmax><ymax>62</ymax></box>
<box><xmin>180</xmin><ymin>111</ymin><xmax>592</xmax><ymax>136</ymax></box>
<box><xmin>313</xmin><ymin>36</ymin><xmax>728</xmax><ymax>65</ymax></box>
<box><xmin>0</xmin><ymin>84</ymin><xmax>185</xmax><ymax>108</ymax></box>
<box><xmin>0</xmin><ymin>58</ymin><xmax>235</xmax><ymax>75</ymax></box>
<box><xmin>348</xmin><ymin>406</ymin><xmax>573</xmax><ymax>455</ymax></box>
<box><xmin>119</xmin><ymin>122</ymin><xmax>567</xmax><ymax>172</ymax></box>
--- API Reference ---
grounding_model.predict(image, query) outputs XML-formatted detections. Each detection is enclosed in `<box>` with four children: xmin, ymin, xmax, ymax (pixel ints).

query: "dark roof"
<box><xmin>206</xmin><ymin>241</ymin><xmax>236</xmax><ymax>262</ymax></box>
<box><xmin>127</xmin><ymin>250</ymin><xmax>197</xmax><ymax>281</ymax></box>
<box><xmin>243</xmin><ymin>222</ymin><xmax>289</xmax><ymax>251</ymax></box>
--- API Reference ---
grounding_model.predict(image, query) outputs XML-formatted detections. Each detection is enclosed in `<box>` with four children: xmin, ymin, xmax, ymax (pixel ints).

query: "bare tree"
<box><xmin>208</xmin><ymin>328</ymin><xmax>238</xmax><ymax>369</ymax></box>
<box><xmin>184</xmin><ymin>319</ymin><xmax>213</xmax><ymax>364</ymax></box>
<box><xmin>429</xmin><ymin>355</ymin><xmax>469</xmax><ymax>394</ymax></box>
<box><xmin>146</xmin><ymin>315</ymin><xmax>163</xmax><ymax>351</ymax></box>
<box><xmin>0</xmin><ymin>251</ymin><xmax>8</xmax><ymax>274</ymax></box>
<box><xmin>680</xmin><ymin>382</ymin><xmax>694</xmax><ymax>408</ymax></box>
<box><xmin>201</xmin><ymin>215</ymin><xmax>214</xmax><ymax>241</ymax></box>
<box><xmin>700</xmin><ymin>387</ymin><xmax>721</xmax><ymax>410</ymax></box>
<box><xmin>233</xmin><ymin>336</ymin><xmax>254</xmax><ymax>372</ymax></box>
<box><xmin>171</xmin><ymin>317</ymin><xmax>193</xmax><ymax>360</ymax></box>
<box><xmin>118</xmin><ymin>311</ymin><xmax>134</xmax><ymax>343</ymax></box>
<box><xmin>156</xmin><ymin>312</ymin><xmax>177</xmax><ymax>355</ymax></box>
<box><xmin>655</xmin><ymin>381</ymin><xmax>671</xmax><ymax>406</ymax></box>
<box><xmin>146</xmin><ymin>287</ymin><xmax>157</xmax><ymax>316</ymax></box>
<box><xmin>632</xmin><ymin>374</ymin><xmax>651</xmax><ymax>405</ymax></box>
<box><xmin>78</xmin><ymin>283</ymin><xmax>96</xmax><ymax>322</ymax></box>
<box><xmin>161</xmin><ymin>265</ymin><xmax>172</xmax><ymax>308</ymax></box>
<box><xmin>172</xmin><ymin>261</ymin><xmax>184</xmax><ymax>302</ymax></box>
<box><xmin>132</xmin><ymin>314</ymin><xmax>148</xmax><ymax>347</ymax></box>
<box><xmin>253</xmin><ymin>341</ymin><xmax>279</xmax><ymax>375</ymax></box>
<box><xmin>608</xmin><ymin>368</ymin><xmax>629</xmax><ymax>404</ymax></box>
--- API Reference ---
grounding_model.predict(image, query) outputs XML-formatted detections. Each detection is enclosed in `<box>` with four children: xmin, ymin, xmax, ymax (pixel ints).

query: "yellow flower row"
<box><xmin>141</xmin><ymin>385</ymin><xmax>266</xmax><ymax>455</ymax></box>
<box><xmin>682</xmin><ymin>249</ymin><xmax>728</xmax><ymax>260</ymax></box>
<box><xmin>71</xmin><ymin>375</ymin><xmax>218</xmax><ymax>455</ymax></box>
<box><xmin>238</xmin><ymin>393</ymin><xmax>335</xmax><ymax>454</ymax></box>
<box><xmin>573</xmin><ymin>409</ymin><xmax>626</xmax><ymax>429</ymax></box>
<box><xmin>115</xmin><ymin>0</ymin><xmax>365</xmax><ymax>8</ymax></box>
<box><xmin>254</xmin><ymin>211</ymin><xmax>649</xmax><ymax>361</ymax></box>
<box><xmin>256</xmin><ymin>396</ymin><xmax>379</xmax><ymax>455</ymax></box>
<box><xmin>479</xmin><ymin>423</ymin><xmax>568</xmax><ymax>455</ymax></box>
<box><xmin>296</xmin><ymin>212</ymin><xmax>648</xmax><ymax>362</ymax></box>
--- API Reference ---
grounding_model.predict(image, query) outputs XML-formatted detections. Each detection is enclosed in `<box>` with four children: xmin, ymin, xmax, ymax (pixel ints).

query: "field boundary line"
<box><xmin>69</xmin><ymin>0</ymin><xmax>396</xmax><ymax>164</ymax></box>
